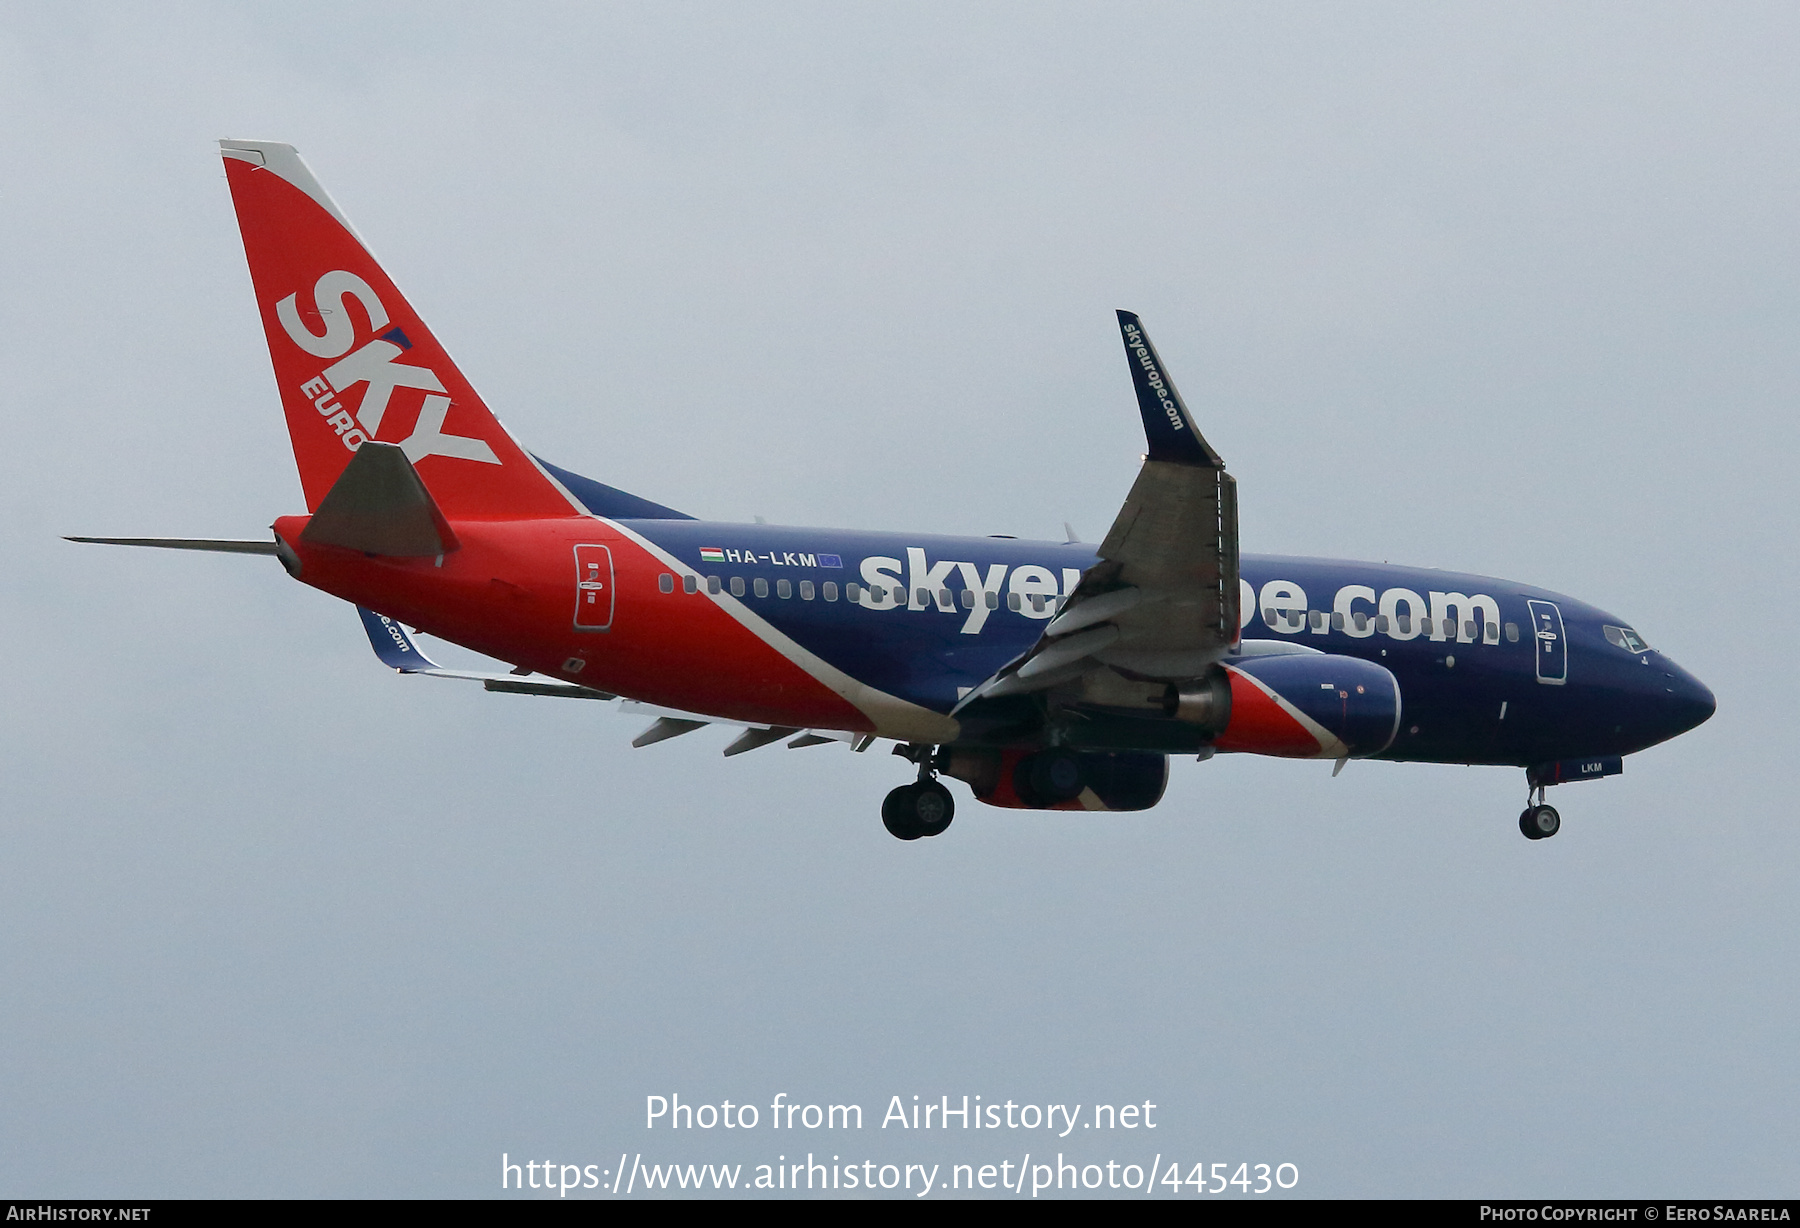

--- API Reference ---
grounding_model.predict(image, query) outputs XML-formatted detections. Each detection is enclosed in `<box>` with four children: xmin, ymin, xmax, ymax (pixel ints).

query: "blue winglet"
<box><xmin>357</xmin><ymin>606</ymin><xmax>441</xmax><ymax>672</ymax></box>
<box><xmin>1116</xmin><ymin>310</ymin><xmax>1225</xmax><ymax>468</ymax></box>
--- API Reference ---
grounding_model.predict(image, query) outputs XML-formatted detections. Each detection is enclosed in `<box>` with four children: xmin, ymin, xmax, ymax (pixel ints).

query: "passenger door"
<box><xmin>573</xmin><ymin>544</ymin><xmax>615</xmax><ymax>631</ymax></box>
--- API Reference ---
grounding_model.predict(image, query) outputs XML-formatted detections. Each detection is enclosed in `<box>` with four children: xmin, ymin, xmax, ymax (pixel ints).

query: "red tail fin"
<box><xmin>220</xmin><ymin>140</ymin><xmax>578</xmax><ymax>519</ymax></box>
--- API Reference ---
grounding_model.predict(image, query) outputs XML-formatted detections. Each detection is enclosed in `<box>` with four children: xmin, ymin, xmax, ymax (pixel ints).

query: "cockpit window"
<box><xmin>1604</xmin><ymin>625</ymin><xmax>1650</xmax><ymax>653</ymax></box>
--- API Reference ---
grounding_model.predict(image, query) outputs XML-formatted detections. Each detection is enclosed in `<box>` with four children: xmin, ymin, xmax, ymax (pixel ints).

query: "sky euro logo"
<box><xmin>279</xmin><ymin>269</ymin><xmax>499</xmax><ymax>465</ymax></box>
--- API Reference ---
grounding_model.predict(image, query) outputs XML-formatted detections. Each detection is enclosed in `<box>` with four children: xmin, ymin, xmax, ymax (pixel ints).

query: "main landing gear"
<box><xmin>884</xmin><ymin>746</ymin><xmax>955</xmax><ymax>841</ymax></box>
<box><xmin>1518</xmin><ymin>780</ymin><xmax>1561</xmax><ymax>840</ymax></box>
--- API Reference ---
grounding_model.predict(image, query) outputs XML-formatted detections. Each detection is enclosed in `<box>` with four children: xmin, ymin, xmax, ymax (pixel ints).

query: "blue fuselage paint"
<box><xmin>621</xmin><ymin>520</ymin><xmax>1714</xmax><ymax>766</ymax></box>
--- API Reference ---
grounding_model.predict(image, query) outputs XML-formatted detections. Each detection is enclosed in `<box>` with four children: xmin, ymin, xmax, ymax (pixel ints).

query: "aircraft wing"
<box><xmin>964</xmin><ymin>312</ymin><xmax>1239</xmax><ymax>701</ymax></box>
<box><xmin>355</xmin><ymin>608</ymin><xmax>873</xmax><ymax>754</ymax></box>
<box><xmin>357</xmin><ymin>606</ymin><xmax>615</xmax><ymax>694</ymax></box>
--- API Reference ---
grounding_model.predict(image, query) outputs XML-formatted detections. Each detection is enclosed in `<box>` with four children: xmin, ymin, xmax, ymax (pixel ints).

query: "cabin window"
<box><xmin>1377</xmin><ymin>615</ymin><xmax>1390</xmax><ymax>634</ymax></box>
<box><xmin>986</xmin><ymin>591</ymin><xmax>999</xmax><ymax>609</ymax></box>
<box><xmin>754</xmin><ymin>578</ymin><xmax>769</xmax><ymax>598</ymax></box>
<box><xmin>776</xmin><ymin>579</ymin><xmax>792</xmax><ymax>599</ymax></box>
<box><xmin>730</xmin><ymin>576</ymin><xmax>745</xmax><ymax>597</ymax></box>
<box><xmin>823</xmin><ymin>581</ymin><xmax>839</xmax><ymax>602</ymax></box>
<box><xmin>1352</xmin><ymin>612</ymin><xmax>1367</xmax><ymax>632</ymax></box>
<box><xmin>1483</xmin><ymin>621</ymin><xmax>1500</xmax><ymax>643</ymax></box>
<box><xmin>940</xmin><ymin>589</ymin><xmax>954</xmax><ymax>609</ymax></box>
<box><xmin>1397</xmin><ymin>614</ymin><xmax>1412</xmax><ymax>634</ymax></box>
<box><xmin>707</xmin><ymin>575</ymin><xmax>721</xmax><ymax>595</ymax></box>
<box><xmin>682</xmin><ymin>574</ymin><xmax>697</xmax><ymax>595</ymax></box>
<box><xmin>1463</xmin><ymin>619</ymin><xmax>1476</xmax><ymax>640</ymax></box>
<box><xmin>1331</xmin><ymin>611</ymin><xmax>1345</xmax><ymax>631</ymax></box>
<box><xmin>960</xmin><ymin>589</ymin><xmax>975</xmax><ymax>609</ymax></box>
<box><xmin>914</xmin><ymin>588</ymin><xmax>929</xmax><ymax>608</ymax></box>
<box><xmin>1504</xmin><ymin>621</ymin><xmax>1519</xmax><ymax>642</ymax></box>
<box><xmin>1310</xmin><ymin>610</ymin><xmax>1326</xmax><ymax>631</ymax></box>
<box><xmin>658</xmin><ymin>573</ymin><xmax>674</xmax><ymax>594</ymax></box>
<box><xmin>1008</xmin><ymin>592</ymin><xmax>1023</xmax><ymax>612</ymax></box>
<box><xmin>845</xmin><ymin>582</ymin><xmax>861</xmax><ymax>601</ymax></box>
<box><xmin>799</xmin><ymin>580</ymin><xmax>815</xmax><ymax>600</ymax></box>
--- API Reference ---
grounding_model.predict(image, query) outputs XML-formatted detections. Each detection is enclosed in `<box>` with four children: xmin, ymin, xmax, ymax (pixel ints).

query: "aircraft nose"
<box><xmin>1657</xmin><ymin>661</ymin><xmax>1716</xmax><ymax>738</ymax></box>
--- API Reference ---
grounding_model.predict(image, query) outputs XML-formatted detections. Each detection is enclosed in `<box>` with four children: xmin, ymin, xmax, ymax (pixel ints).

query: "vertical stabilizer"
<box><xmin>220</xmin><ymin>140</ymin><xmax>579</xmax><ymax>520</ymax></box>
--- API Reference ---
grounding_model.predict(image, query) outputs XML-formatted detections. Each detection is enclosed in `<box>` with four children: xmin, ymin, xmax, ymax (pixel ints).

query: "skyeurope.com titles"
<box><xmin>647</xmin><ymin>1092</ymin><xmax>1157</xmax><ymax>1136</ymax></box>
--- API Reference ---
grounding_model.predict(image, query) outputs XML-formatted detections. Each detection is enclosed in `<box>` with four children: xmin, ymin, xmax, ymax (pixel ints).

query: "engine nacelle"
<box><xmin>942</xmin><ymin>747</ymin><xmax>1170</xmax><ymax>812</ymax></box>
<box><xmin>1215</xmin><ymin>653</ymin><xmax>1401</xmax><ymax>759</ymax></box>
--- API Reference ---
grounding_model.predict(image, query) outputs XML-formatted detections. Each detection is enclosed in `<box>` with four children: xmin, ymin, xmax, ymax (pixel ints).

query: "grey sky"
<box><xmin>2</xmin><ymin>2</ymin><xmax>1795</xmax><ymax>1197</ymax></box>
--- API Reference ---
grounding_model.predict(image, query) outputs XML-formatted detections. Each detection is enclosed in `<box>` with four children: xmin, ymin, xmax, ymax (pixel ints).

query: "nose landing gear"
<box><xmin>883</xmin><ymin>745</ymin><xmax>955</xmax><ymax>840</ymax></box>
<box><xmin>1518</xmin><ymin>780</ymin><xmax>1560</xmax><ymax>840</ymax></box>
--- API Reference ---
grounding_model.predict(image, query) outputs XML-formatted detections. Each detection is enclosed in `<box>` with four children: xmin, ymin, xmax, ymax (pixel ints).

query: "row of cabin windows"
<box><xmin>657</xmin><ymin>573</ymin><xmax>1048</xmax><ymax>612</ymax></box>
<box><xmin>1260</xmin><ymin>606</ymin><xmax>1521</xmax><ymax>643</ymax></box>
<box><xmin>655</xmin><ymin>574</ymin><xmax>1531</xmax><ymax>642</ymax></box>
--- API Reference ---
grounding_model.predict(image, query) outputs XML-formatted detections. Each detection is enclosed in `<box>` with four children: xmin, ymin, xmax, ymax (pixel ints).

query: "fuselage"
<box><xmin>275</xmin><ymin>511</ymin><xmax>1715</xmax><ymax>768</ymax></box>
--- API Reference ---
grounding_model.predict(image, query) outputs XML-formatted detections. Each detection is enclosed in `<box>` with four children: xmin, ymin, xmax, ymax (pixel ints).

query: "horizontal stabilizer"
<box><xmin>302</xmin><ymin>442</ymin><xmax>459</xmax><ymax>557</ymax></box>
<box><xmin>65</xmin><ymin>536</ymin><xmax>280</xmax><ymax>555</ymax></box>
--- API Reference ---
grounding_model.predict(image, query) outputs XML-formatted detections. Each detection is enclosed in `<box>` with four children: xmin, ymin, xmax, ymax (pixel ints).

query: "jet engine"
<box><xmin>1214</xmin><ymin>653</ymin><xmax>1401</xmax><ymax>759</ymax></box>
<box><xmin>1056</xmin><ymin>652</ymin><xmax>1402</xmax><ymax>761</ymax></box>
<box><xmin>942</xmin><ymin>652</ymin><xmax>1400</xmax><ymax>811</ymax></box>
<box><xmin>941</xmin><ymin>747</ymin><xmax>1170</xmax><ymax>811</ymax></box>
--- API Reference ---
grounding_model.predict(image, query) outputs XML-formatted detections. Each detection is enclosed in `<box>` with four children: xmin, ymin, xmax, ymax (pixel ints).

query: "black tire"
<box><xmin>1528</xmin><ymin>803</ymin><xmax>1561</xmax><ymax>839</ymax></box>
<box><xmin>913</xmin><ymin>780</ymin><xmax>955</xmax><ymax>837</ymax></box>
<box><xmin>882</xmin><ymin>784</ymin><xmax>925</xmax><ymax>840</ymax></box>
<box><xmin>1519</xmin><ymin>808</ymin><xmax>1540</xmax><ymax>840</ymax></box>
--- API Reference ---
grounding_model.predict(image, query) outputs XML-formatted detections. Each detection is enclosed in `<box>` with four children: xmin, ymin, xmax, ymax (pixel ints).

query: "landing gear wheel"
<box><xmin>883</xmin><ymin>785</ymin><xmax>925</xmax><ymax>840</ymax></box>
<box><xmin>882</xmin><ymin>781</ymin><xmax>955</xmax><ymax>840</ymax></box>
<box><xmin>1519</xmin><ymin>804</ymin><xmax>1561</xmax><ymax>840</ymax></box>
<box><xmin>912</xmin><ymin>780</ymin><xmax>954</xmax><ymax>837</ymax></box>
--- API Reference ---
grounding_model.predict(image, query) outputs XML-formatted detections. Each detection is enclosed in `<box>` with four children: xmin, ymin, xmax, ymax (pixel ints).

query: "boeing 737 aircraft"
<box><xmin>71</xmin><ymin>141</ymin><xmax>1715</xmax><ymax>841</ymax></box>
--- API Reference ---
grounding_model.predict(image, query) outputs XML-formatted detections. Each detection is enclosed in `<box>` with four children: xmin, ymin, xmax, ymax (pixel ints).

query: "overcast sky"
<box><xmin>3</xmin><ymin>2</ymin><xmax>1796</xmax><ymax>1198</ymax></box>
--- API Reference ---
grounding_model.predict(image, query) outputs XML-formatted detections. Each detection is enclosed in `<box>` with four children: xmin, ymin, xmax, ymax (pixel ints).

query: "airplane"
<box><xmin>69</xmin><ymin>140</ymin><xmax>1716</xmax><ymax>842</ymax></box>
